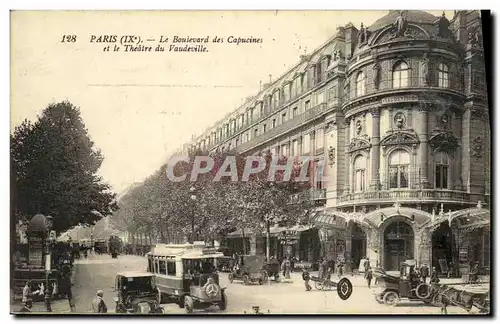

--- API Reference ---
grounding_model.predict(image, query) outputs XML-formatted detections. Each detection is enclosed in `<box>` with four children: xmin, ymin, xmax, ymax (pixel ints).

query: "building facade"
<box><xmin>187</xmin><ymin>11</ymin><xmax>490</xmax><ymax>274</ymax></box>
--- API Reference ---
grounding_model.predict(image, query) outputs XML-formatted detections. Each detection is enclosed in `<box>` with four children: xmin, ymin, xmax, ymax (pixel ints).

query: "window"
<box><xmin>154</xmin><ymin>259</ymin><xmax>159</xmax><ymax>273</ymax></box>
<box><xmin>291</xmin><ymin>79</ymin><xmax>297</xmax><ymax>98</ymax></box>
<box><xmin>167</xmin><ymin>260</ymin><xmax>176</xmax><ymax>275</ymax></box>
<box><xmin>316</xmin><ymin>128</ymin><xmax>324</xmax><ymax>149</ymax></box>
<box><xmin>159</xmin><ymin>260</ymin><xmax>167</xmax><ymax>275</ymax></box>
<box><xmin>316</xmin><ymin>64</ymin><xmax>323</xmax><ymax>83</ymax></box>
<box><xmin>284</xmin><ymin>84</ymin><xmax>290</xmax><ymax>102</ymax></box>
<box><xmin>438</xmin><ymin>63</ymin><xmax>449</xmax><ymax>88</ymax></box>
<box><xmin>235</xmin><ymin>138</ymin><xmax>239</xmax><ymax>147</ymax></box>
<box><xmin>244</xmin><ymin>133</ymin><xmax>249</xmax><ymax>142</ymax></box>
<box><xmin>305</xmin><ymin>100</ymin><xmax>311</xmax><ymax>110</ymax></box>
<box><xmin>293</xmin><ymin>107</ymin><xmax>298</xmax><ymax>117</ymax></box>
<box><xmin>250</xmin><ymin>107</ymin><xmax>255</xmax><ymax>122</ymax></box>
<box><xmin>282</xmin><ymin>112</ymin><xmax>287</xmax><ymax>123</ymax></box>
<box><xmin>435</xmin><ymin>151</ymin><xmax>449</xmax><ymax>189</ymax></box>
<box><xmin>315</xmin><ymin>160</ymin><xmax>324</xmax><ymax>189</ymax></box>
<box><xmin>392</xmin><ymin>61</ymin><xmax>409</xmax><ymax>88</ymax></box>
<box><xmin>281</xmin><ymin>144</ymin><xmax>288</xmax><ymax>156</ymax></box>
<box><xmin>254</xmin><ymin>129</ymin><xmax>259</xmax><ymax>138</ymax></box>
<box><xmin>316</xmin><ymin>91</ymin><xmax>325</xmax><ymax>104</ymax></box>
<box><xmin>272</xmin><ymin>118</ymin><xmax>276</xmax><ymax>128</ymax></box>
<box><xmin>353</xmin><ymin>155</ymin><xmax>367</xmax><ymax>192</ymax></box>
<box><xmin>356</xmin><ymin>72</ymin><xmax>366</xmax><ymax>96</ymax></box>
<box><xmin>273</xmin><ymin>91</ymin><xmax>280</xmax><ymax>108</ymax></box>
<box><xmin>303</xmin><ymin>133</ymin><xmax>310</xmax><ymax>153</ymax></box>
<box><xmin>263</xmin><ymin>124</ymin><xmax>267</xmax><ymax>133</ymax></box>
<box><xmin>292</xmin><ymin>140</ymin><xmax>298</xmax><ymax>156</ymax></box>
<box><xmin>389</xmin><ymin>150</ymin><xmax>410</xmax><ymax>188</ymax></box>
<box><xmin>260</xmin><ymin>105</ymin><xmax>265</xmax><ymax>117</ymax></box>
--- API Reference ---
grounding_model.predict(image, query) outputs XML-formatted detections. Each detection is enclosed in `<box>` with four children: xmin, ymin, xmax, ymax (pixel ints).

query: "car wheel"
<box><xmin>218</xmin><ymin>290</ymin><xmax>227</xmax><ymax>311</ymax></box>
<box><xmin>383</xmin><ymin>291</ymin><xmax>400</xmax><ymax>306</ymax></box>
<box><xmin>315</xmin><ymin>281</ymin><xmax>324</xmax><ymax>290</ymax></box>
<box><xmin>184</xmin><ymin>296</ymin><xmax>194</xmax><ymax>314</ymax></box>
<box><xmin>228</xmin><ymin>273</ymin><xmax>234</xmax><ymax>283</ymax></box>
<box><xmin>242</xmin><ymin>275</ymin><xmax>250</xmax><ymax>285</ymax></box>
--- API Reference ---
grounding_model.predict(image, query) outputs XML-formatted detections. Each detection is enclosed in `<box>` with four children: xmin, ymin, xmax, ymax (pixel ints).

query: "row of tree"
<box><xmin>111</xmin><ymin>147</ymin><xmax>319</xmax><ymax>249</ymax></box>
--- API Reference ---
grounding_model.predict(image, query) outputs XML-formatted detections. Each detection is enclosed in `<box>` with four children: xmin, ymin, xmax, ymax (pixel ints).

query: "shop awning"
<box><xmin>227</xmin><ymin>224</ymin><xmax>314</xmax><ymax>238</ymax></box>
<box><xmin>312</xmin><ymin>211</ymin><xmax>348</xmax><ymax>229</ymax></box>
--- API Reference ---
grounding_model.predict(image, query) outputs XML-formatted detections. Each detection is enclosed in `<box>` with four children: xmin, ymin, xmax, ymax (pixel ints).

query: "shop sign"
<box><xmin>280</xmin><ymin>239</ymin><xmax>299</xmax><ymax>245</ymax></box>
<box><xmin>381</xmin><ymin>95</ymin><xmax>418</xmax><ymax>104</ymax></box>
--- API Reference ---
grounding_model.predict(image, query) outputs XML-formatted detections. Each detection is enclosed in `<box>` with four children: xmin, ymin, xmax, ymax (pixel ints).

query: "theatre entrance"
<box><xmin>384</xmin><ymin>221</ymin><xmax>414</xmax><ymax>271</ymax></box>
<box><xmin>350</xmin><ymin>224</ymin><xmax>366</xmax><ymax>270</ymax></box>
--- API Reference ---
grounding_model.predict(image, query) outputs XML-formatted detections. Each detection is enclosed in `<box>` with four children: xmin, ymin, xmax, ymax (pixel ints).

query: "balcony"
<box><xmin>338</xmin><ymin>189</ymin><xmax>472</xmax><ymax>206</ymax></box>
<box><xmin>289</xmin><ymin>188</ymin><xmax>327</xmax><ymax>204</ymax></box>
<box><xmin>342</xmin><ymin>74</ymin><xmax>465</xmax><ymax>111</ymax></box>
<box><xmin>236</xmin><ymin>103</ymin><xmax>327</xmax><ymax>153</ymax></box>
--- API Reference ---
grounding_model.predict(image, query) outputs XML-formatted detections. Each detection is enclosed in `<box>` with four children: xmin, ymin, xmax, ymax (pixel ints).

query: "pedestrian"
<box><xmin>325</xmin><ymin>266</ymin><xmax>332</xmax><ymax>280</ymax></box>
<box><xmin>420</xmin><ymin>263</ymin><xmax>429</xmax><ymax>284</ymax></box>
<box><xmin>430</xmin><ymin>267</ymin><xmax>440</xmax><ymax>284</ymax></box>
<box><xmin>321</xmin><ymin>259</ymin><xmax>329</xmax><ymax>279</ymax></box>
<box><xmin>302</xmin><ymin>267</ymin><xmax>312</xmax><ymax>291</ymax></box>
<box><xmin>318</xmin><ymin>258</ymin><xmax>324</xmax><ymax>279</ymax></box>
<box><xmin>366</xmin><ymin>267</ymin><xmax>373</xmax><ymax>289</ymax></box>
<box><xmin>363</xmin><ymin>257</ymin><xmax>370</xmax><ymax>274</ymax></box>
<box><xmin>290</xmin><ymin>257</ymin><xmax>296</xmax><ymax>273</ymax></box>
<box><xmin>19</xmin><ymin>300</ymin><xmax>33</xmax><ymax>313</ymax></box>
<box><xmin>92</xmin><ymin>290</ymin><xmax>108</xmax><ymax>313</ymax></box>
<box><xmin>22</xmin><ymin>280</ymin><xmax>31</xmax><ymax>304</ymax></box>
<box><xmin>284</xmin><ymin>257</ymin><xmax>291</xmax><ymax>279</ymax></box>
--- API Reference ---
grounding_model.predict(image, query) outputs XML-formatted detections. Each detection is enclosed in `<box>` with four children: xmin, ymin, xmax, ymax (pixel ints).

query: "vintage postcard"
<box><xmin>10</xmin><ymin>9</ymin><xmax>491</xmax><ymax>315</ymax></box>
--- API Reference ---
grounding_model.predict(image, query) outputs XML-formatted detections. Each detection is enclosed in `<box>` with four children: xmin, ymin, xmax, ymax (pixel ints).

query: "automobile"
<box><xmin>216</xmin><ymin>256</ymin><xmax>234</xmax><ymax>272</ymax></box>
<box><xmin>262</xmin><ymin>258</ymin><xmax>280</xmax><ymax>281</ymax></box>
<box><xmin>373</xmin><ymin>262</ymin><xmax>433</xmax><ymax>306</ymax></box>
<box><xmin>114</xmin><ymin>271</ymin><xmax>165</xmax><ymax>314</ymax></box>
<box><xmin>147</xmin><ymin>242</ymin><xmax>228</xmax><ymax>314</ymax></box>
<box><xmin>228</xmin><ymin>255</ymin><xmax>269</xmax><ymax>285</ymax></box>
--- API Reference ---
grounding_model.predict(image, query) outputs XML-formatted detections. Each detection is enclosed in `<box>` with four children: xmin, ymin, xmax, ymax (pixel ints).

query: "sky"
<box><xmin>11</xmin><ymin>10</ymin><xmax>453</xmax><ymax>193</ymax></box>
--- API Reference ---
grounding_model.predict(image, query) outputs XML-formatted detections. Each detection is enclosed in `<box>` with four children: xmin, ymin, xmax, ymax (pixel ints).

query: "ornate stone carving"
<box><xmin>471</xmin><ymin>136</ymin><xmax>483</xmax><ymax>158</ymax></box>
<box><xmin>468</xmin><ymin>27</ymin><xmax>482</xmax><ymax>48</ymax></box>
<box><xmin>370</xmin><ymin>107</ymin><xmax>380</xmax><ymax>118</ymax></box>
<box><xmin>372</xmin><ymin>62</ymin><xmax>381</xmax><ymax>90</ymax></box>
<box><xmin>437</xmin><ymin>112</ymin><xmax>451</xmax><ymax>129</ymax></box>
<box><xmin>394</xmin><ymin>10</ymin><xmax>408</xmax><ymax>37</ymax></box>
<box><xmin>429</xmin><ymin>131</ymin><xmax>459</xmax><ymax>154</ymax></box>
<box><xmin>355</xmin><ymin>120</ymin><xmax>363</xmax><ymax>135</ymax></box>
<box><xmin>394</xmin><ymin>112</ymin><xmax>407</xmax><ymax>129</ymax></box>
<box><xmin>347</xmin><ymin>137</ymin><xmax>371</xmax><ymax>154</ymax></box>
<box><xmin>380</xmin><ymin>130</ymin><xmax>420</xmax><ymax>152</ymax></box>
<box><xmin>403</xmin><ymin>27</ymin><xmax>426</xmax><ymax>38</ymax></box>
<box><xmin>328</xmin><ymin>146</ymin><xmax>336</xmax><ymax>165</ymax></box>
<box><xmin>358</xmin><ymin>23</ymin><xmax>369</xmax><ymax>45</ymax></box>
<box><xmin>419</xmin><ymin>53</ymin><xmax>430</xmax><ymax>86</ymax></box>
<box><xmin>435</xmin><ymin>12</ymin><xmax>451</xmax><ymax>38</ymax></box>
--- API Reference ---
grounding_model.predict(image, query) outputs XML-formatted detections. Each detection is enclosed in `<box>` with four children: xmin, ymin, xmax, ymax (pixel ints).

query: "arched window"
<box><xmin>356</xmin><ymin>72</ymin><xmax>366</xmax><ymax>96</ymax></box>
<box><xmin>389</xmin><ymin>150</ymin><xmax>410</xmax><ymax>189</ymax></box>
<box><xmin>438</xmin><ymin>63</ymin><xmax>449</xmax><ymax>88</ymax></box>
<box><xmin>353</xmin><ymin>155</ymin><xmax>367</xmax><ymax>192</ymax></box>
<box><xmin>392</xmin><ymin>62</ymin><xmax>409</xmax><ymax>88</ymax></box>
<box><xmin>435</xmin><ymin>151</ymin><xmax>449</xmax><ymax>189</ymax></box>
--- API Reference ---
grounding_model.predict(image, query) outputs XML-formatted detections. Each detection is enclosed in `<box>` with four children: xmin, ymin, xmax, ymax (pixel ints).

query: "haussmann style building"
<box><xmin>185</xmin><ymin>10</ymin><xmax>490</xmax><ymax>276</ymax></box>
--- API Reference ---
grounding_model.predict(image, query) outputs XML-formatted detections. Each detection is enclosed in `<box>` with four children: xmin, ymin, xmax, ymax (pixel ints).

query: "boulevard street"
<box><xmin>11</xmin><ymin>254</ymin><xmax>486</xmax><ymax>314</ymax></box>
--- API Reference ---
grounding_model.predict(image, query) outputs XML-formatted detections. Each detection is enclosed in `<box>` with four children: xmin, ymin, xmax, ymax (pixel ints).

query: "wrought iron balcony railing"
<box><xmin>338</xmin><ymin>189</ymin><xmax>471</xmax><ymax>205</ymax></box>
<box><xmin>289</xmin><ymin>188</ymin><xmax>327</xmax><ymax>204</ymax></box>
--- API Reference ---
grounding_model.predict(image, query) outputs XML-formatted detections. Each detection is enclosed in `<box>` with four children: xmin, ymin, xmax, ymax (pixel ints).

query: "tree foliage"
<box><xmin>111</xmin><ymin>146</ymin><xmax>315</xmax><ymax>244</ymax></box>
<box><xmin>11</xmin><ymin>101</ymin><xmax>118</xmax><ymax>233</ymax></box>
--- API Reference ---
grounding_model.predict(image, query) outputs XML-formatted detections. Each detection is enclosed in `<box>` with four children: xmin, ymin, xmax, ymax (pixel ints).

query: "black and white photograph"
<box><xmin>9</xmin><ymin>8</ymin><xmax>491</xmax><ymax>316</ymax></box>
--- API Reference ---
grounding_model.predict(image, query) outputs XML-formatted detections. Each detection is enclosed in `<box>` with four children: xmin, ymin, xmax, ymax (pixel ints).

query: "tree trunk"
<box><xmin>242</xmin><ymin>228</ymin><xmax>247</xmax><ymax>254</ymax></box>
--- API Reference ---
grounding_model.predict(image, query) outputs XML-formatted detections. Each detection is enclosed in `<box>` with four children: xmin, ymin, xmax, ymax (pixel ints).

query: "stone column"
<box><xmin>370</xmin><ymin>107</ymin><xmax>381</xmax><ymax>189</ymax></box>
<box><xmin>345</xmin><ymin>229</ymin><xmax>352</xmax><ymax>272</ymax></box>
<box><xmin>343</xmin><ymin>117</ymin><xmax>351</xmax><ymax>192</ymax></box>
<box><xmin>418</xmin><ymin>105</ymin><xmax>430</xmax><ymax>188</ymax></box>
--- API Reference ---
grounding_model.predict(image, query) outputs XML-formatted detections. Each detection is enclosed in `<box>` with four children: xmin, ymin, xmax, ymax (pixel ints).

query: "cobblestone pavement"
<box><xmin>11</xmin><ymin>254</ymin><xmax>489</xmax><ymax>315</ymax></box>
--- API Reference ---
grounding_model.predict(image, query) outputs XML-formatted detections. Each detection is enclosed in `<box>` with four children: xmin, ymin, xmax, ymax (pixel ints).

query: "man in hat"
<box><xmin>92</xmin><ymin>290</ymin><xmax>108</xmax><ymax>313</ymax></box>
<box><xmin>19</xmin><ymin>299</ymin><xmax>33</xmax><ymax>313</ymax></box>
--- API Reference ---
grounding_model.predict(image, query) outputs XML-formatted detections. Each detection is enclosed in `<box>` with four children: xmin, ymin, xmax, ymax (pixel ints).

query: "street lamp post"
<box><xmin>44</xmin><ymin>215</ymin><xmax>54</xmax><ymax>312</ymax></box>
<box><xmin>190</xmin><ymin>186</ymin><xmax>197</xmax><ymax>244</ymax></box>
